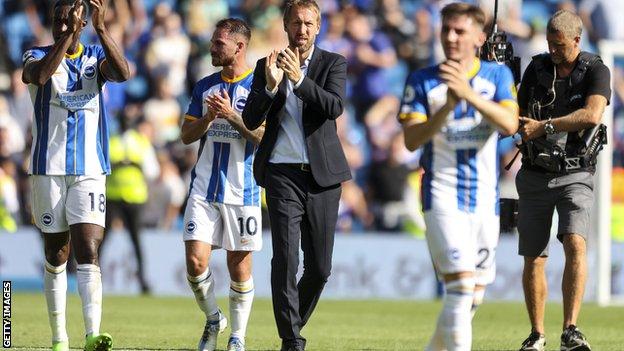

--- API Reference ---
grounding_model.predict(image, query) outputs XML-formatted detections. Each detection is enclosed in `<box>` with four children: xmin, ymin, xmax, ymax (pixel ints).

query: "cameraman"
<box><xmin>516</xmin><ymin>10</ymin><xmax>610</xmax><ymax>351</ymax></box>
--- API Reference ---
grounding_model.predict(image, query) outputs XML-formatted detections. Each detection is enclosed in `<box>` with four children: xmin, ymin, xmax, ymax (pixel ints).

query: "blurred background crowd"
<box><xmin>0</xmin><ymin>0</ymin><xmax>624</xmax><ymax>239</ymax></box>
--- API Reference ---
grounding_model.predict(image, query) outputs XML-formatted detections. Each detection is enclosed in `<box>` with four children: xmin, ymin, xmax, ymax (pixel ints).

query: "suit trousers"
<box><xmin>265</xmin><ymin>163</ymin><xmax>341</xmax><ymax>348</ymax></box>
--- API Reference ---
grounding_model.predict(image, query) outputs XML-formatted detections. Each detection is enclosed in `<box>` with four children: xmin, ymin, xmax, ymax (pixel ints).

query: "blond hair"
<box><xmin>547</xmin><ymin>10</ymin><xmax>583</xmax><ymax>39</ymax></box>
<box><xmin>283</xmin><ymin>0</ymin><xmax>321</xmax><ymax>24</ymax></box>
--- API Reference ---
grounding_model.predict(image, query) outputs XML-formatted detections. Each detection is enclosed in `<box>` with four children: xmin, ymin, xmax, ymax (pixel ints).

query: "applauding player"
<box><xmin>22</xmin><ymin>0</ymin><xmax>129</xmax><ymax>350</ymax></box>
<box><xmin>181</xmin><ymin>18</ymin><xmax>264</xmax><ymax>351</ymax></box>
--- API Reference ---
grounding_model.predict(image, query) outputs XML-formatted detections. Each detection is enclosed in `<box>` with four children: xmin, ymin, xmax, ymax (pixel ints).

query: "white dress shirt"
<box><xmin>267</xmin><ymin>46</ymin><xmax>315</xmax><ymax>164</ymax></box>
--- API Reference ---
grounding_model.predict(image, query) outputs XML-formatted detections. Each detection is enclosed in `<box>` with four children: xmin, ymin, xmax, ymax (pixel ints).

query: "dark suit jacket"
<box><xmin>242</xmin><ymin>48</ymin><xmax>352</xmax><ymax>188</ymax></box>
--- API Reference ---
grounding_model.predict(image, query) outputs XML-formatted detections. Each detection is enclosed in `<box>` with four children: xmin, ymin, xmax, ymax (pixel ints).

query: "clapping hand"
<box><xmin>277</xmin><ymin>47</ymin><xmax>302</xmax><ymax>83</ymax></box>
<box><xmin>89</xmin><ymin>0</ymin><xmax>107</xmax><ymax>31</ymax></box>
<box><xmin>65</xmin><ymin>0</ymin><xmax>87</xmax><ymax>36</ymax></box>
<box><xmin>440</xmin><ymin>60</ymin><xmax>472</xmax><ymax>106</ymax></box>
<box><xmin>206</xmin><ymin>89</ymin><xmax>235</xmax><ymax>120</ymax></box>
<box><xmin>265</xmin><ymin>50</ymin><xmax>284</xmax><ymax>92</ymax></box>
<box><xmin>202</xmin><ymin>96</ymin><xmax>217</xmax><ymax>122</ymax></box>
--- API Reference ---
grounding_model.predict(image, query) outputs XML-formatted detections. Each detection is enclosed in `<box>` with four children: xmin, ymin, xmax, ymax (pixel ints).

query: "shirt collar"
<box><xmin>301</xmin><ymin>45</ymin><xmax>315</xmax><ymax>68</ymax></box>
<box><xmin>65</xmin><ymin>43</ymin><xmax>83</xmax><ymax>59</ymax></box>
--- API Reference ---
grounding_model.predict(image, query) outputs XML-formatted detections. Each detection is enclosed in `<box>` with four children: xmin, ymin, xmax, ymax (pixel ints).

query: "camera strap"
<box><xmin>504</xmin><ymin>148</ymin><xmax>522</xmax><ymax>171</ymax></box>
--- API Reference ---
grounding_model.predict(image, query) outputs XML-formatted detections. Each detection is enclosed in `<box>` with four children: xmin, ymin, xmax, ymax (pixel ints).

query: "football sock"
<box><xmin>471</xmin><ymin>286</ymin><xmax>485</xmax><ymax>318</ymax></box>
<box><xmin>188</xmin><ymin>267</ymin><xmax>219</xmax><ymax>320</ymax></box>
<box><xmin>441</xmin><ymin>278</ymin><xmax>475</xmax><ymax>351</ymax></box>
<box><xmin>425</xmin><ymin>312</ymin><xmax>447</xmax><ymax>351</ymax></box>
<box><xmin>76</xmin><ymin>263</ymin><xmax>102</xmax><ymax>336</ymax></box>
<box><xmin>229</xmin><ymin>277</ymin><xmax>254</xmax><ymax>342</ymax></box>
<box><xmin>44</xmin><ymin>261</ymin><xmax>68</xmax><ymax>343</ymax></box>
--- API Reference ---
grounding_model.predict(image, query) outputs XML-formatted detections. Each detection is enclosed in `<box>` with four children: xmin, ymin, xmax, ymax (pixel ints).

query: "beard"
<box><xmin>212</xmin><ymin>54</ymin><xmax>235</xmax><ymax>67</ymax></box>
<box><xmin>550</xmin><ymin>55</ymin><xmax>563</xmax><ymax>64</ymax></box>
<box><xmin>289</xmin><ymin>35</ymin><xmax>314</xmax><ymax>52</ymax></box>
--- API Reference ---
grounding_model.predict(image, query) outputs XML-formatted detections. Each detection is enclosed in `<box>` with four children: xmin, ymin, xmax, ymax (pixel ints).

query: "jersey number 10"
<box><xmin>237</xmin><ymin>216</ymin><xmax>258</xmax><ymax>236</ymax></box>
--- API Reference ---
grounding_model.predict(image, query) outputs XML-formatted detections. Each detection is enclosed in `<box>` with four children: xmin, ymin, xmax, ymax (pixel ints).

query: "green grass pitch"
<box><xmin>8</xmin><ymin>293</ymin><xmax>624</xmax><ymax>350</ymax></box>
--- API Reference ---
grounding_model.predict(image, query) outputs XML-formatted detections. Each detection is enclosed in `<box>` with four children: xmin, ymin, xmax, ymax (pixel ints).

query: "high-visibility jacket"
<box><xmin>0</xmin><ymin>176</ymin><xmax>17</xmax><ymax>232</ymax></box>
<box><xmin>106</xmin><ymin>130</ymin><xmax>152</xmax><ymax>204</ymax></box>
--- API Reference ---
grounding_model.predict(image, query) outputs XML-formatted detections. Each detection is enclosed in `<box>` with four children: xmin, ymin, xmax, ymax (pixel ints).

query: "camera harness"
<box><xmin>507</xmin><ymin>52</ymin><xmax>608</xmax><ymax>174</ymax></box>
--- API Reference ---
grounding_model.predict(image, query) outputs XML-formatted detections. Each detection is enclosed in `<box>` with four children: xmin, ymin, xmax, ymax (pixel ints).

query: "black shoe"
<box><xmin>280</xmin><ymin>346</ymin><xmax>304</xmax><ymax>351</ymax></box>
<box><xmin>560</xmin><ymin>325</ymin><xmax>591</xmax><ymax>351</ymax></box>
<box><xmin>519</xmin><ymin>330</ymin><xmax>546</xmax><ymax>351</ymax></box>
<box><xmin>280</xmin><ymin>341</ymin><xmax>304</xmax><ymax>351</ymax></box>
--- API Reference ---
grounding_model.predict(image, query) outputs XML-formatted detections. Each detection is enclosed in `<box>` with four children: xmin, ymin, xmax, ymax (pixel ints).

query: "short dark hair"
<box><xmin>215</xmin><ymin>18</ymin><xmax>251</xmax><ymax>43</ymax></box>
<box><xmin>54</xmin><ymin>0</ymin><xmax>88</xmax><ymax>21</ymax></box>
<box><xmin>283</xmin><ymin>0</ymin><xmax>321</xmax><ymax>24</ymax></box>
<box><xmin>441</xmin><ymin>2</ymin><xmax>486</xmax><ymax>29</ymax></box>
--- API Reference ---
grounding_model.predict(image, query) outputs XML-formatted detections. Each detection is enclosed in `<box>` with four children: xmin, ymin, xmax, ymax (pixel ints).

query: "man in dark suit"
<box><xmin>242</xmin><ymin>1</ymin><xmax>350</xmax><ymax>350</ymax></box>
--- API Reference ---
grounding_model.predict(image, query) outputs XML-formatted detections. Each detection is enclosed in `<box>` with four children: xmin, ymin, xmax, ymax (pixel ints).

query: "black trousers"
<box><xmin>265</xmin><ymin>163</ymin><xmax>341</xmax><ymax>349</ymax></box>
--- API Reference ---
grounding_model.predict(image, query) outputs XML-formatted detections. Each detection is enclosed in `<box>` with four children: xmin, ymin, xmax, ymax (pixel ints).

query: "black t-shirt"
<box><xmin>517</xmin><ymin>53</ymin><xmax>611</xmax><ymax>117</ymax></box>
<box><xmin>517</xmin><ymin>52</ymin><xmax>611</xmax><ymax>173</ymax></box>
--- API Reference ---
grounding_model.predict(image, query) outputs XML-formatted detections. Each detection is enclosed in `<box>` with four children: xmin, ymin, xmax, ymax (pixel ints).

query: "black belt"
<box><xmin>281</xmin><ymin>163</ymin><xmax>311</xmax><ymax>172</ymax></box>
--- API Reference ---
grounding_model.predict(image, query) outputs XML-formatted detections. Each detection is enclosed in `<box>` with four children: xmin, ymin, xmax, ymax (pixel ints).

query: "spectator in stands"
<box><xmin>7</xmin><ymin>68</ymin><xmax>33</xmax><ymax>135</ymax></box>
<box><xmin>368</xmin><ymin>131</ymin><xmax>414</xmax><ymax>232</ymax></box>
<box><xmin>347</xmin><ymin>12</ymin><xmax>397</xmax><ymax>123</ymax></box>
<box><xmin>579</xmin><ymin>0</ymin><xmax>624</xmax><ymax>43</ymax></box>
<box><xmin>0</xmin><ymin>95</ymin><xmax>24</xmax><ymax>157</ymax></box>
<box><xmin>144</xmin><ymin>9</ymin><xmax>190</xmax><ymax>98</ymax></box>
<box><xmin>336</xmin><ymin>110</ymin><xmax>373</xmax><ymax>232</ymax></box>
<box><xmin>142</xmin><ymin>151</ymin><xmax>186</xmax><ymax>230</ymax></box>
<box><xmin>317</xmin><ymin>12</ymin><xmax>352</xmax><ymax>61</ymax></box>
<box><xmin>401</xmin><ymin>7</ymin><xmax>436</xmax><ymax>71</ymax></box>
<box><xmin>143</xmin><ymin>76</ymin><xmax>182</xmax><ymax>147</ymax></box>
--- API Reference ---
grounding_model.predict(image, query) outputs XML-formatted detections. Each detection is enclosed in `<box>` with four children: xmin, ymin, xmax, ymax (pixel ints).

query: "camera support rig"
<box><xmin>480</xmin><ymin>0</ymin><xmax>522</xmax><ymax>85</ymax></box>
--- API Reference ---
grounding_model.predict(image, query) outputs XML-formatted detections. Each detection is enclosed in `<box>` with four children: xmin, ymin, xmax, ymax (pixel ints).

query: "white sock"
<box><xmin>441</xmin><ymin>278</ymin><xmax>475</xmax><ymax>351</ymax></box>
<box><xmin>187</xmin><ymin>268</ymin><xmax>219</xmax><ymax>319</ymax></box>
<box><xmin>229</xmin><ymin>277</ymin><xmax>254</xmax><ymax>342</ymax></box>
<box><xmin>425</xmin><ymin>313</ymin><xmax>447</xmax><ymax>351</ymax></box>
<box><xmin>44</xmin><ymin>261</ymin><xmax>68</xmax><ymax>343</ymax></box>
<box><xmin>471</xmin><ymin>287</ymin><xmax>485</xmax><ymax>318</ymax></box>
<box><xmin>76</xmin><ymin>264</ymin><xmax>102</xmax><ymax>336</ymax></box>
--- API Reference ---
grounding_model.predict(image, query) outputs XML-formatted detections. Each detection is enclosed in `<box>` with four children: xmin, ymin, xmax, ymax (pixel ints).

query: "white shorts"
<box><xmin>424</xmin><ymin>210</ymin><xmax>499</xmax><ymax>286</ymax></box>
<box><xmin>183</xmin><ymin>194</ymin><xmax>262</xmax><ymax>251</ymax></box>
<box><xmin>31</xmin><ymin>175</ymin><xmax>107</xmax><ymax>233</ymax></box>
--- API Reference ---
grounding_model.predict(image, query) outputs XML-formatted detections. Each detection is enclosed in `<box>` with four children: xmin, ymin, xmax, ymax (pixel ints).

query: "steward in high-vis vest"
<box><xmin>103</xmin><ymin>123</ymin><xmax>159</xmax><ymax>294</ymax></box>
<box><xmin>107</xmin><ymin>129</ymin><xmax>155</xmax><ymax>204</ymax></box>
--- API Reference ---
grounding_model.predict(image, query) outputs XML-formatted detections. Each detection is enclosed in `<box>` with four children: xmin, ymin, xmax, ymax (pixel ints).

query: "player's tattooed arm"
<box><xmin>226</xmin><ymin>113</ymin><xmax>265</xmax><ymax>146</ymax></box>
<box><xmin>23</xmin><ymin>0</ymin><xmax>85</xmax><ymax>85</ymax></box>
<box><xmin>207</xmin><ymin>90</ymin><xmax>265</xmax><ymax>145</ymax></box>
<box><xmin>91</xmin><ymin>0</ymin><xmax>130</xmax><ymax>81</ymax></box>
<box><xmin>180</xmin><ymin>99</ymin><xmax>217</xmax><ymax>145</ymax></box>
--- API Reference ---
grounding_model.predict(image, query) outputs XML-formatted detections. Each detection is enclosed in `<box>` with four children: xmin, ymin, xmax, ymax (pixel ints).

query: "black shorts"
<box><xmin>515</xmin><ymin>169</ymin><xmax>594</xmax><ymax>257</ymax></box>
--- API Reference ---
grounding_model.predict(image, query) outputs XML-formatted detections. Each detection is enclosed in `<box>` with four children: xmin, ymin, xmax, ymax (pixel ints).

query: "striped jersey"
<box><xmin>185</xmin><ymin>69</ymin><xmax>261</xmax><ymax>207</ymax></box>
<box><xmin>23</xmin><ymin>43</ymin><xmax>110</xmax><ymax>176</ymax></box>
<box><xmin>399</xmin><ymin>59</ymin><xmax>517</xmax><ymax>214</ymax></box>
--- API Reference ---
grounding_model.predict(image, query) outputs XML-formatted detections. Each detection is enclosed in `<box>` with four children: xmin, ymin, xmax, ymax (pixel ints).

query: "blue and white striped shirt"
<box><xmin>399</xmin><ymin>59</ymin><xmax>518</xmax><ymax>214</ymax></box>
<box><xmin>185</xmin><ymin>69</ymin><xmax>261</xmax><ymax>207</ymax></box>
<box><xmin>23</xmin><ymin>43</ymin><xmax>110</xmax><ymax>175</ymax></box>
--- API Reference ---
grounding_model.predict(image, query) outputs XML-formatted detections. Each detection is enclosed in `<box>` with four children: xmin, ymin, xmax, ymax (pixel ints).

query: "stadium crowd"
<box><xmin>0</xmin><ymin>0</ymin><xmax>623</xmax><ymax>235</ymax></box>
